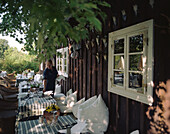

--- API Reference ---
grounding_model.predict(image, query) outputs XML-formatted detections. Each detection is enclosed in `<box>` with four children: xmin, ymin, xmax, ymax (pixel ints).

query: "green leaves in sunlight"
<box><xmin>0</xmin><ymin>46</ymin><xmax>39</xmax><ymax>73</ymax></box>
<box><xmin>0</xmin><ymin>0</ymin><xmax>110</xmax><ymax>61</ymax></box>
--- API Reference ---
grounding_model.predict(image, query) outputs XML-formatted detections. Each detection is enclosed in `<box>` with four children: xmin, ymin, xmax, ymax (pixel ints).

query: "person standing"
<box><xmin>43</xmin><ymin>59</ymin><xmax>58</xmax><ymax>95</ymax></box>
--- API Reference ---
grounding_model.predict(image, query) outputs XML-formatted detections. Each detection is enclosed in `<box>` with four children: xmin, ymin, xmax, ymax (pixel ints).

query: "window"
<box><xmin>108</xmin><ymin>20</ymin><xmax>153</xmax><ymax>105</ymax></box>
<box><xmin>56</xmin><ymin>47</ymin><xmax>68</xmax><ymax>77</ymax></box>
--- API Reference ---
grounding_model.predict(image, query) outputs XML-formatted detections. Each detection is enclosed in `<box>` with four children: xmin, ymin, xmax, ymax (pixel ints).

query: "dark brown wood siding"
<box><xmin>60</xmin><ymin>0</ymin><xmax>170</xmax><ymax>133</ymax></box>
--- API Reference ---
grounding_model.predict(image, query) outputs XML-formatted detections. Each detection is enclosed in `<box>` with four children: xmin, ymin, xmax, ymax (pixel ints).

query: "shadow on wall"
<box><xmin>146</xmin><ymin>79</ymin><xmax>170</xmax><ymax>133</ymax></box>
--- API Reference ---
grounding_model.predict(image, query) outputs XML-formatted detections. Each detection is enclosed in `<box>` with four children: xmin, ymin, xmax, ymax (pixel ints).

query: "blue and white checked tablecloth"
<box><xmin>18</xmin><ymin>95</ymin><xmax>57</xmax><ymax>121</ymax></box>
<box><xmin>16</xmin><ymin>115</ymin><xmax>77</xmax><ymax>134</ymax></box>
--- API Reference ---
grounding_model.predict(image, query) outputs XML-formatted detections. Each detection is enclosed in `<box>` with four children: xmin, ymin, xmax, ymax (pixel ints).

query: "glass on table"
<box><xmin>39</xmin><ymin>115</ymin><xmax>44</xmax><ymax>124</ymax></box>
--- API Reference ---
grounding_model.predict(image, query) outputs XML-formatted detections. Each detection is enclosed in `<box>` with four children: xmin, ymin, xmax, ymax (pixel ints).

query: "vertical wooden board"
<box><xmin>128</xmin><ymin>100</ymin><xmax>141</xmax><ymax>132</ymax></box>
<box><xmin>98</xmin><ymin>39</ymin><xmax>103</xmax><ymax>95</ymax></box>
<box><xmin>79</xmin><ymin>59</ymin><xmax>83</xmax><ymax>99</ymax></box>
<box><xmin>91</xmin><ymin>44</ymin><xmax>97</xmax><ymax>96</ymax></box>
<box><xmin>115</xmin><ymin>94</ymin><xmax>119</xmax><ymax>134</ymax></box>
<box><xmin>70</xmin><ymin>58</ymin><xmax>73</xmax><ymax>89</ymax></box>
<box><xmin>86</xmin><ymin>49</ymin><xmax>90</xmax><ymax>99</ymax></box>
<box><xmin>67</xmin><ymin>77</ymin><xmax>70</xmax><ymax>92</ymax></box>
<box><xmin>76</xmin><ymin>57</ymin><xmax>79</xmax><ymax>99</ymax></box>
<box><xmin>102</xmin><ymin>40</ymin><xmax>108</xmax><ymax>105</ymax></box>
<box><xmin>83</xmin><ymin>46</ymin><xmax>87</xmax><ymax>99</ymax></box>
<box><xmin>139</xmin><ymin>103</ymin><xmax>145</xmax><ymax>134</ymax></box>
<box><xmin>68</xmin><ymin>54</ymin><xmax>71</xmax><ymax>90</ymax></box>
<box><xmin>61</xmin><ymin>80</ymin><xmax>64</xmax><ymax>94</ymax></box>
<box><xmin>126</xmin><ymin>98</ymin><xmax>129</xmax><ymax>134</ymax></box>
<box><xmin>73</xmin><ymin>59</ymin><xmax>76</xmax><ymax>91</ymax></box>
<box><xmin>106</xmin><ymin>92</ymin><xmax>115</xmax><ymax>134</ymax></box>
<box><xmin>106</xmin><ymin>93</ymin><xmax>118</xmax><ymax>134</ymax></box>
<box><xmin>88</xmin><ymin>46</ymin><xmax>92</xmax><ymax>98</ymax></box>
<box><xmin>117</xmin><ymin>96</ymin><xmax>128</xmax><ymax>134</ymax></box>
<box><xmin>63</xmin><ymin>80</ymin><xmax>65</xmax><ymax>94</ymax></box>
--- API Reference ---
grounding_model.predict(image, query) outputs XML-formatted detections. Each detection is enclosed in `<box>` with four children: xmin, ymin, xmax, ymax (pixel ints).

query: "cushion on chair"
<box><xmin>54</xmin><ymin>84</ymin><xmax>61</xmax><ymax>94</ymax></box>
<box><xmin>54</xmin><ymin>93</ymin><xmax>66</xmax><ymax>100</ymax></box>
<box><xmin>78</xmin><ymin>95</ymin><xmax>97</xmax><ymax>121</ymax></box>
<box><xmin>66</xmin><ymin>89</ymin><xmax>73</xmax><ymax>96</ymax></box>
<box><xmin>130</xmin><ymin>130</ymin><xmax>139</xmax><ymax>134</ymax></box>
<box><xmin>59</xmin><ymin>105</ymin><xmax>72</xmax><ymax>113</ymax></box>
<box><xmin>65</xmin><ymin>91</ymin><xmax>77</xmax><ymax>107</ymax></box>
<box><xmin>58</xmin><ymin>91</ymin><xmax>77</xmax><ymax>114</ymax></box>
<box><xmin>78</xmin><ymin>94</ymin><xmax>109</xmax><ymax>133</ymax></box>
<box><xmin>72</xmin><ymin>97</ymin><xmax>85</xmax><ymax>118</ymax></box>
<box><xmin>57</xmin><ymin>100</ymin><xmax>66</xmax><ymax>106</ymax></box>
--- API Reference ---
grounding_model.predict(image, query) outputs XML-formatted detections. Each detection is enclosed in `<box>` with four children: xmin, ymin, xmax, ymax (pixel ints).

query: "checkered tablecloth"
<box><xmin>18</xmin><ymin>95</ymin><xmax>57</xmax><ymax>121</ymax></box>
<box><xmin>16</xmin><ymin>115</ymin><xmax>77</xmax><ymax>134</ymax></box>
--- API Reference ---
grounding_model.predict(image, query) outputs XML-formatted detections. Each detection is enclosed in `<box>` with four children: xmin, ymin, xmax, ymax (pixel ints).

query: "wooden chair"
<box><xmin>0</xmin><ymin>85</ymin><xmax>18</xmax><ymax>94</ymax></box>
<box><xmin>0</xmin><ymin>85</ymin><xmax>18</xmax><ymax>110</ymax></box>
<box><xmin>1</xmin><ymin>76</ymin><xmax>16</xmax><ymax>87</ymax></box>
<box><xmin>0</xmin><ymin>99</ymin><xmax>18</xmax><ymax>110</ymax></box>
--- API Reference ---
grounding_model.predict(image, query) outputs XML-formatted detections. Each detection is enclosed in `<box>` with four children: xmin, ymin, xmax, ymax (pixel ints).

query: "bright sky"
<box><xmin>0</xmin><ymin>34</ymin><xmax>24</xmax><ymax>51</ymax></box>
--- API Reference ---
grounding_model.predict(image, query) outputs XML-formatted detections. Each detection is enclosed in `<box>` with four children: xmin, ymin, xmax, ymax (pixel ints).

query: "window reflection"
<box><xmin>129</xmin><ymin>55</ymin><xmax>143</xmax><ymax>71</ymax></box>
<box><xmin>114</xmin><ymin>56</ymin><xmax>124</xmax><ymax>70</ymax></box>
<box><xmin>114</xmin><ymin>39</ymin><xmax>124</xmax><ymax>54</ymax></box>
<box><xmin>129</xmin><ymin>34</ymin><xmax>143</xmax><ymax>53</ymax></box>
<box><xmin>113</xmin><ymin>71</ymin><xmax>124</xmax><ymax>86</ymax></box>
<box><xmin>129</xmin><ymin>72</ymin><xmax>143</xmax><ymax>93</ymax></box>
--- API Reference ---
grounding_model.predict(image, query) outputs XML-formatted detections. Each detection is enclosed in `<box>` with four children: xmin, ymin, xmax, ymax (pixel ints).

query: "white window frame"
<box><xmin>108</xmin><ymin>19</ymin><xmax>154</xmax><ymax>105</ymax></box>
<box><xmin>56</xmin><ymin>47</ymin><xmax>69</xmax><ymax>77</ymax></box>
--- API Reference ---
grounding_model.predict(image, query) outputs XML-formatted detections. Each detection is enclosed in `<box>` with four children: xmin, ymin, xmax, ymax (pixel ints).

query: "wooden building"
<box><xmin>56</xmin><ymin>0</ymin><xmax>170</xmax><ymax>133</ymax></box>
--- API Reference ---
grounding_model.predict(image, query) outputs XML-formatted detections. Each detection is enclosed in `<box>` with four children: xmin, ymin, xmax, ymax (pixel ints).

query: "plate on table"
<box><xmin>44</xmin><ymin>91</ymin><xmax>53</xmax><ymax>96</ymax></box>
<box><xmin>18</xmin><ymin>92</ymin><xmax>28</xmax><ymax>99</ymax></box>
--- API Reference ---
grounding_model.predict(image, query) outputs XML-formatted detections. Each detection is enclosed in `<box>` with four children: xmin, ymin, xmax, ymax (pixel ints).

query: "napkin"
<box><xmin>17</xmin><ymin>92</ymin><xmax>28</xmax><ymax>99</ymax></box>
<box><xmin>44</xmin><ymin>91</ymin><xmax>53</xmax><ymax>96</ymax></box>
<box><xmin>58</xmin><ymin>121</ymin><xmax>87</xmax><ymax>134</ymax></box>
<box><xmin>56</xmin><ymin>75</ymin><xmax>65</xmax><ymax>82</ymax></box>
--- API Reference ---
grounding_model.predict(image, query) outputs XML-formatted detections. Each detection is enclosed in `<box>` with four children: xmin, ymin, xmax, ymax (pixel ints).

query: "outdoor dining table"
<box><xmin>16</xmin><ymin>115</ymin><xmax>77</xmax><ymax>134</ymax></box>
<box><xmin>17</xmin><ymin>93</ymin><xmax>57</xmax><ymax>121</ymax></box>
<box><xmin>16</xmin><ymin>78</ymin><xmax>29</xmax><ymax>87</ymax></box>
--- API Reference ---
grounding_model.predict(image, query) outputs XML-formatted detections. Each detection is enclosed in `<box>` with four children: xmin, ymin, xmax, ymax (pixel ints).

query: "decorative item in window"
<box><xmin>96</xmin><ymin>35</ymin><xmax>100</xmax><ymax>46</ymax></box>
<box><xmin>121</xmin><ymin>10</ymin><xmax>126</xmax><ymax>21</ymax></box>
<box><xmin>102</xmin><ymin>35</ymin><xmax>108</xmax><ymax>48</ymax></box>
<box><xmin>70</xmin><ymin>43</ymin><xmax>81</xmax><ymax>59</ymax></box>
<box><xmin>133</xmin><ymin>5</ymin><xmax>138</xmax><ymax>16</ymax></box>
<box><xmin>149</xmin><ymin>0</ymin><xmax>154</xmax><ymax>8</ymax></box>
<box><xmin>112</xmin><ymin>16</ymin><xmax>117</xmax><ymax>26</ymax></box>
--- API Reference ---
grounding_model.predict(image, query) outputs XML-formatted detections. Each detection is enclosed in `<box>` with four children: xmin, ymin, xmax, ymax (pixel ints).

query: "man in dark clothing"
<box><xmin>43</xmin><ymin>59</ymin><xmax>58</xmax><ymax>94</ymax></box>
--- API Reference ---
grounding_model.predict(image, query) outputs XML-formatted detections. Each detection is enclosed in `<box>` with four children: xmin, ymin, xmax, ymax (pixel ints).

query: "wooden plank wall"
<box><xmin>60</xmin><ymin>0</ymin><xmax>170</xmax><ymax>133</ymax></box>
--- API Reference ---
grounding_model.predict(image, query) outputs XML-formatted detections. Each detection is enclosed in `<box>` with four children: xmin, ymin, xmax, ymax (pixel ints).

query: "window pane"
<box><xmin>129</xmin><ymin>72</ymin><xmax>143</xmax><ymax>93</ymax></box>
<box><xmin>60</xmin><ymin>60</ymin><xmax>62</xmax><ymax>65</ymax></box>
<box><xmin>57</xmin><ymin>66</ymin><xmax>59</xmax><ymax>71</ymax></box>
<box><xmin>114</xmin><ymin>56</ymin><xmax>124</xmax><ymax>70</ymax></box>
<box><xmin>113</xmin><ymin>71</ymin><xmax>124</xmax><ymax>86</ymax></box>
<box><xmin>129</xmin><ymin>54</ymin><xmax>143</xmax><ymax>71</ymax></box>
<box><xmin>64</xmin><ymin>52</ymin><xmax>67</xmax><ymax>58</ymax></box>
<box><xmin>114</xmin><ymin>39</ymin><xmax>124</xmax><ymax>54</ymax></box>
<box><xmin>64</xmin><ymin>66</ymin><xmax>67</xmax><ymax>72</ymax></box>
<box><xmin>129</xmin><ymin>34</ymin><xmax>143</xmax><ymax>52</ymax></box>
<box><xmin>64</xmin><ymin>59</ymin><xmax>67</xmax><ymax>65</ymax></box>
<box><xmin>60</xmin><ymin>66</ymin><xmax>62</xmax><ymax>71</ymax></box>
<box><xmin>57</xmin><ymin>59</ymin><xmax>59</xmax><ymax>65</ymax></box>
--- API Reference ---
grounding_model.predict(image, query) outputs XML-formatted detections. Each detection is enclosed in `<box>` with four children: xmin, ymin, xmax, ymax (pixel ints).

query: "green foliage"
<box><xmin>0</xmin><ymin>47</ymin><xmax>39</xmax><ymax>73</ymax></box>
<box><xmin>0</xmin><ymin>0</ymin><xmax>110</xmax><ymax>61</ymax></box>
<box><xmin>0</xmin><ymin>39</ymin><xmax>9</xmax><ymax>59</ymax></box>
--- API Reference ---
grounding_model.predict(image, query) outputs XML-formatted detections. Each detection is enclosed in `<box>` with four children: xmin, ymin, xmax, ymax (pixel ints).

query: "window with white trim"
<box><xmin>56</xmin><ymin>47</ymin><xmax>68</xmax><ymax>77</ymax></box>
<box><xmin>108</xmin><ymin>20</ymin><xmax>154</xmax><ymax>105</ymax></box>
